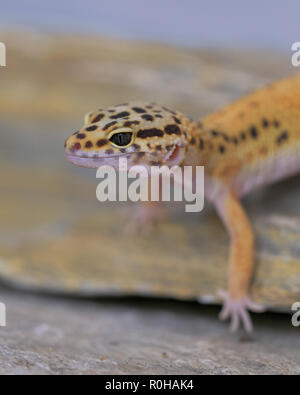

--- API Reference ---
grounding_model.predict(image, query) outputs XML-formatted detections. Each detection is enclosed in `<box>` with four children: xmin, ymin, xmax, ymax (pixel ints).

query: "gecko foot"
<box><xmin>124</xmin><ymin>204</ymin><xmax>166</xmax><ymax>235</ymax></box>
<box><xmin>218</xmin><ymin>290</ymin><xmax>265</xmax><ymax>333</ymax></box>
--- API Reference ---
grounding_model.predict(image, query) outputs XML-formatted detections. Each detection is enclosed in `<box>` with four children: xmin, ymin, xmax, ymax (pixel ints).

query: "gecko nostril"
<box><xmin>70</xmin><ymin>142</ymin><xmax>81</xmax><ymax>152</ymax></box>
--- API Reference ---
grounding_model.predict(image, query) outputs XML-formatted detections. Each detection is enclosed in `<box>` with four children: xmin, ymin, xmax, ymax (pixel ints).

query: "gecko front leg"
<box><xmin>124</xmin><ymin>176</ymin><xmax>167</xmax><ymax>234</ymax></box>
<box><xmin>215</xmin><ymin>190</ymin><xmax>265</xmax><ymax>332</ymax></box>
<box><xmin>125</xmin><ymin>201</ymin><xmax>166</xmax><ymax>234</ymax></box>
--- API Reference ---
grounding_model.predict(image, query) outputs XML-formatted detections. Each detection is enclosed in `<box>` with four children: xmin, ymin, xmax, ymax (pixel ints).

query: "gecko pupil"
<box><xmin>109</xmin><ymin>132</ymin><xmax>132</xmax><ymax>147</ymax></box>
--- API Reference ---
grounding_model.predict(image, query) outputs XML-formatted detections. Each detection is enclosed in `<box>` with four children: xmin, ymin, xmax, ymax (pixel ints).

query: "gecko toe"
<box><xmin>218</xmin><ymin>290</ymin><xmax>264</xmax><ymax>333</ymax></box>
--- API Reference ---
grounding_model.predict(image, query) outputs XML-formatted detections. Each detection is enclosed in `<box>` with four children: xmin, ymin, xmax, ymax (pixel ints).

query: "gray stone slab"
<box><xmin>0</xmin><ymin>286</ymin><xmax>299</xmax><ymax>375</ymax></box>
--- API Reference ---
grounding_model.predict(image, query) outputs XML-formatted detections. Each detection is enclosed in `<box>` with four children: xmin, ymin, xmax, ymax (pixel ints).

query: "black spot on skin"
<box><xmin>262</xmin><ymin>118</ymin><xmax>269</xmax><ymax>128</ymax></box>
<box><xmin>166</xmin><ymin>145</ymin><xmax>172</xmax><ymax>151</ymax></box>
<box><xmin>103</xmin><ymin>121</ymin><xmax>117</xmax><ymax>130</ymax></box>
<box><xmin>173</xmin><ymin>116</ymin><xmax>181</xmax><ymax>124</ymax></box>
<box><xmin>132</xmin><ymin>107</ymin><xmax>146</xmax><ymax>114</ymax></box>
<box><xmin>232</xmin><ymin>137</ymin><xmax>238</xmax><ymax>145</ymax></box>
<box><xmin>86</xmin><ymin>125</ymin><xmax>98</xmax><ymax>132</ymax></box>
<box><xmin>164</xmin><ymin>124</ymin><xmax>180</xmax><ymax>135</ymax></box>
<box><xmin>132</xmin><ymin>143</ymin><xmax>141</xmax><ymax>151</ymax></box>
<box><xmin>219</xmin><ymin>145</ymin><xmax>226</xmax><ymax>154</ymax></box>
<box><xmin>250</xmin><ymin>126</ymin><xmax>258</xmax><ymax>139</ymax></box>
<box><xmin>105</xmin><ymin>149</ymin><xmax>114</xmax><ymax>155</ymax></box>
<box><xmin>77</xmin><ymin>133</ymin><xmax>86</xmax><ymax>139</ymax></box>
<box><xmin>110</xmin><ymin>111</ymin><xmax>130</xmax><ymax>119</ymax></box>
<box><xmin>137</xmin><ymin>152</ymin><xmax>145</xmax><ymax>159</ymax></box>
<box><xmin>156</xmin><ymin>145</ymin><xmax>162</xmax><ymax>151</ymax></box>
<box><xmin>85</xmin><ymin>141</ymin><xmax>93</xmax><ymax>148</ymax></box>
<box><xmin>199</xmin><ymin>138</ymin><xmax>204</xmax><ymax>150</ymax></box>
<box><xmin>91</xmin><ymin>114</ymin><xmax>104</xmax><ymax>123</ymax></box>
<box><xmin>154</xmin><ymin>110</ymin><xmax>161</xmax><ymax>113</ymax></box>
<box><xmin>124</xmin><ymin>121</ymin><xmax>139</xmax><ymax>127</ymax></box>
<box><xmin>108</xmin><ymin>109</ymin><xmax>115</xmax><ymax>113</ymax></box>
<box><xmin>190</xmin><ymin>137</ymin><xmax>196</xmax><ymax>145</ymax></box>
<box><xmin>183</xmin><ymin>132</ymin><xmax>187</xmax><ymax>138</ymax></box>
<box><xmin>155</xmin><ymin>114</ymin><xmax>162</xmax><ymax>118</ymax></box>
<box><xmin>211</xmin><ymin>130</ymin><xmax>219</xmax><ymax>137</ymax></box>
<box><xmin>277</xmin><ymin>131</ymin><xmax>289</xmax><ymax>144</ymax></box>
<box><xmin>137</xmin><ymin>128</ymin><xmax>164</xmax><ymax>138</ymax></box>
<box><xmin>142</xmin><ymin>114</ymin><xmax>154</xmax><ymax>121</ymax></box>
<box><xmin>97</xmin><ymin>139</ymin><xmax>107</xmax><ymax>147</ymax></box>
<box><xmin>240</xmin><ymin>132</ymin><xmax>246</xmax><ymax>141</ymax></box>
<box><xmin>273</xmin><ymin>120</ymin><xmax>280</xmax><ymax>128</ymax></box>
<box><xmin>147</xmin><ymin>143</ymin><xmax>151</xmax><ymax>149</ymax></box>
<box><xmin>146</xmin><ymin>105</ymin><xmax>153</xmax><ymax>109</ymax></box>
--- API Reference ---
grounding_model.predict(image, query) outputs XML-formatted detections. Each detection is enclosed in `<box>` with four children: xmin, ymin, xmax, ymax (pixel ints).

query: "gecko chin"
<box><xmin>66</xmin><ymin>152</ymin><xmax>135</xmax><ymax>169</ymax></box>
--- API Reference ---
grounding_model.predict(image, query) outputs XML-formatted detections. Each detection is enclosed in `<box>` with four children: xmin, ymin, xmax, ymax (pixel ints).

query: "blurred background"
<box><xmin>1</xmin><ymin>0</ymin><xmax>299</xmax><ymax>49</ymax></box>
<box><xmin>0</xmin><ymin>0</ymin><xmax>300</xmax><ymax>375</ymax></box>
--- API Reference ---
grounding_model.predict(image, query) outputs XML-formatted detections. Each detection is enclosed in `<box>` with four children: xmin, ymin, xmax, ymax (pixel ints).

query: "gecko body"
<box><xmin>65</xmin><ymin>74</ymin><xmax>300</xmax><ymax>332</ymax></box>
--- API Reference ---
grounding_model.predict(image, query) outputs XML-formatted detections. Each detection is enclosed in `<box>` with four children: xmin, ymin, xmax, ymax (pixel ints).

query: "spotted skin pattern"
<box><xmin>65</xmin><ymin>102</ymin><xmax>195</xmax><ymax>170</ymax></box>
<box><xmin>65</xmin><ymin>75</ymin><xmax>300</xmax><ymax>333</ymax></box>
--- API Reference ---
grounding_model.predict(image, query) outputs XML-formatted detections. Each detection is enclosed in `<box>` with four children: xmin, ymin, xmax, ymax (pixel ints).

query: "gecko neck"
<box><xmin>183</xmin><ymin>123</ymin><xmax>214</xmax><ymax>167</ymax></box>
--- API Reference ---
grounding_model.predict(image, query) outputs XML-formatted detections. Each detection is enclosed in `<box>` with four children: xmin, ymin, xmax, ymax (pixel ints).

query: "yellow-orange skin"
<box><xmin>190</xmin><ymin>74</ymin><xmax>300</xmax><ymax>175</ymax></box>
<box><xmin>65</xmin><ymin>75</ymin><xmax>300</xmax><ymax>332</ymax></box>
<box><xmin>192</xmin><ymin>75</ymin><xmax>300</xmax><ymax>304</ymax></box>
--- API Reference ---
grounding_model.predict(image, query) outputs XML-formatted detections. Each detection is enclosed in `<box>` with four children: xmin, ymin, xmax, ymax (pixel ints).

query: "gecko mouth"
<box><xmin>66</xmin><ymin>152</ymin><xmax>138</xmax><ymax>168</ymax></box>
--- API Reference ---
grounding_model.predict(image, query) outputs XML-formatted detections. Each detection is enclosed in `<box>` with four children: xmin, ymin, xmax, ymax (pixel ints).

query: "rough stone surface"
<box><xmin>0</xmin><ymin>30</ymin><xmax>296</xmax><ymax>122</ymax></box>
<box><xmin>0</xmin><ymin>286</ymin><xmax>299</xmax><ymax>375</ymax></box>
<box><xmin>1</xmin><ymin>161</ymin><xmax>300</xmax><ymax>310</ymax></box>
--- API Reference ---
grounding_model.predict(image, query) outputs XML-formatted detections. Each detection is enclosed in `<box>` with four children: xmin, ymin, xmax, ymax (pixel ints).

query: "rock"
<box><xmin>0</xmin><ymin>162</ymin><xmax>300</xmax><ymax>311</ymax></box>
<box><xmin>0</xmin><ymin>287</ymin><xmax>300</xmax><ymax>375</ymax></box>
<box><xmin>0</xmin><ymin>29</ymin><xmax>295</xmax><ymax>122</ymax></box>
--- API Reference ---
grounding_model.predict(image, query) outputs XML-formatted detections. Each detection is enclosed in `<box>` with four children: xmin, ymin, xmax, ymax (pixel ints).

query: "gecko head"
<box><xmin>64</xmin><ymin>102</ymin><xmax>195</xmax><ymax>170</ymax></box>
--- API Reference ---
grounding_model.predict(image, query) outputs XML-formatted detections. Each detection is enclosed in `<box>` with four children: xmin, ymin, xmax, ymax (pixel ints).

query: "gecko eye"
<box><xmin>108</xmin><ymin>128</ymin><xmax>134</xmax><ymax>148</ymax></box>
<box><xmin>110</xmin><ymin>132</ymin><xmax>132</xmax><ymax>146</ymax></box>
